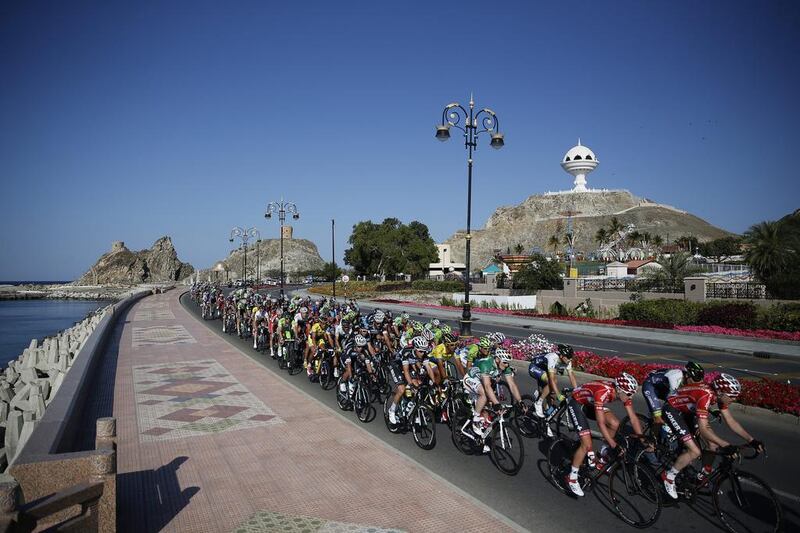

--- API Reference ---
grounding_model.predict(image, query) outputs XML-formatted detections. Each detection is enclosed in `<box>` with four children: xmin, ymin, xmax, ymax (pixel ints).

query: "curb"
<box><xmin>509</xmin><ymin>360</ymin><xmax>800</xmax><ymax>429</ymax></box>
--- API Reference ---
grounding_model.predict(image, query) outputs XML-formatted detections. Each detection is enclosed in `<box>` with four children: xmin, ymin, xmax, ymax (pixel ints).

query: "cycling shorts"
<box><xmin>463</xmin><ymin>374</ymin><xmax>482</xmax><ymax>403</ymax></box>
<box><xmin>642</xmin><ymin>380</ymin><xmax>667</xmax><ymax>417</ymax></box>
<box><xmin>388</xmin><ymin>361</ymin><xmax>405</xmax><ymax>390</ymax></box>
<box><xmin>528</xmin><ymin>362</ymin><xmax>548</xmax><ymax>384</ymax></box>
<box><xmin>661</xmin><ymin>403</ymin><xmax>694</xmax><ymax>443</ymax></box>
<box><xmin>566</xmin><ymin>398</ymin><xmax>591</xmax><ymax>438</ymax></box>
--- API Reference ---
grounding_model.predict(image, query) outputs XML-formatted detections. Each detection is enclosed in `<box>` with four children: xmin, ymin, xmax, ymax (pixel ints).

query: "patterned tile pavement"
<box><xmin>133</xmin><ymin>359</ymin><xmax>282</xmax><ymax>442</ymax></box>
<box><xmin>234</xmin><ymin>510</ymin><xmax>405</xmax><ymax>533</ymax></box>
<box><xmin>131</xmin><ymin>324</ymin><xmax>196</xmax><ymax>347</ymax></box>
<box><xmin>133</xmin><ymin>308</ymin><xmax>176</xmax><ymax>321</ymax></box>
<box><xmin>112</xmin><ymin>290</ymin><xmax>519</xmax><ymax>533</ymax></box>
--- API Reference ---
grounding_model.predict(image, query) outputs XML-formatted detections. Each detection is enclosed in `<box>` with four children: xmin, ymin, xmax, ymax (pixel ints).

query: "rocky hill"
<box><xmin>74</xmin><ymin>237</ymin><xmax>194</xmax><ymax>285</ymax></box>
<box><xmin>444</xmin><ymin>190</ymin><xmax>731</xmax><ymax>269</ymax></box>
<box><xmin>200</xmin><ymin>238</ymin><xmax>325</xmax><ymax>280</ymax></box>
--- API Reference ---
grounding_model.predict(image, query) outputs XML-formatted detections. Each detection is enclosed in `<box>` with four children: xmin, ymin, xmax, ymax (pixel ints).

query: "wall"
<box><xmin>536</xmin><ymin>288</ymin><xmax>683</xmax><ymax>314</ymax></box>
<box><xmin>451</xmin><ymin>293</ymin><xmax>537</xmax><ymax>309</ymax></box>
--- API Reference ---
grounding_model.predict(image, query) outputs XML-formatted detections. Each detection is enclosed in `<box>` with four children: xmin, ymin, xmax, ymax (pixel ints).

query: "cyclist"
<box><xmin>642</xmin><ymin>361</ymin><xmax>704</xmax><ymax>427</ymax></box>
<box><xmin>338</xmin><ymin>333</ymin><xmax>377</xmax><ymax>397</ymax></box>
<box><xmin>529</xmin><ymin>343</ymin><xmax>578</xmax><ymax>418</ymax></box>
<box><xmin>430</xmin><ymin>332</ymin><xmax>463</xmax><ymax>378</ymax></box>
<box><xmin>463</xmin><ymin>346</ymin><xmax>514</xmax><ymax>452</ymax></box>
<box><xmin>565</xmin><ymin>373</ymin><xmax>643</xmax><ymax>497</ymax></box>
<box><xmin>387</xmin><ymin>336</ymin><xmax>429</xmax><ymax>425</ymax></box>
<box><xmin>662</xmin><ymin>373</ymin><xmax>763</xmax><ymax>499</ymax></box>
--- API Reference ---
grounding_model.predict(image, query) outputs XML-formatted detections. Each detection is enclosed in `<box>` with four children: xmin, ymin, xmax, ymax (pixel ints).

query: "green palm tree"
<box><xmin>595</xmin><ymin>227</ymin><xmax>609</xmax><ymax>246</ymax></box>
<box><xmin>744</xmin><ymin>221</ymin><xmax>787</xmax><ymax>281</ymax></box>
<box><xmin>608</xmin><ymin>216</ymin><xmax>623</xmax><ymax>236</ymax></box>
<box><xmin>638</xmin><ymin>252</ymin><xmax>699</xmax><ymax>292</ymax></box>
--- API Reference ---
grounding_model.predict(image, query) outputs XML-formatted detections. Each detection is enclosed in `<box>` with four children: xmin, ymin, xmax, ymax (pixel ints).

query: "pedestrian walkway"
<box><xmin>111</xmin><ymin>289</ymin><xmax>518</xmax><ymax>532</ymax></box>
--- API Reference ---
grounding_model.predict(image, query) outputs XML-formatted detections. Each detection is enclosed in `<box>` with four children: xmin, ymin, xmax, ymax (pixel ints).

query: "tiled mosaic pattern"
<box><xmin>131</xmin><ymin>325</ymin><xmax>196</xmax><ymax>347</ymax></box>
<box><xmin>140</xmin><ymin>301</ymin><xmax>169</xmax><ymax>309</ymax></box>
<box><xmin>133</xmin><ymin>309</ymin><xmax>176</xmax><ymax>321</ymax></box>
<box><xmin>234</xmin><ymin>511</ymin><xmax>405</xmax><ymax>533</ymax></box>
<box><xmin>133</xmin><ymin>359</ymin><xmax>282</xmax><ymax>441</ymax></box>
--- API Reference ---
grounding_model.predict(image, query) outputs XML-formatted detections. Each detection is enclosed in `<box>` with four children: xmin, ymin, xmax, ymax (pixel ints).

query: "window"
<box><xmin>585</xmin><ymin>155</ymin><xmax>592</xmax><ymax>160</ymax></box>
<box><xmin>574</xmin><ymin>155</ymin><xmax>582</xmax><ymax>160</ymax></box>
<box><xmin>565</xmin><ymin>156</ymin><xmax>571</xmax><ymax>162</ymax></box>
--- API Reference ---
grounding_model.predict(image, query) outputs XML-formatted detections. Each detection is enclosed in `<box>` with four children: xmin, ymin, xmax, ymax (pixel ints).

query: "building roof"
<box><xmin>626</xmin><ymin>259</ymin><xmax>656</xmax><ymax>269</ymax></box>
<box><xmin>562</xmin><ymin>139</ymin><xmax>597</xmax><ymax>163</ymax></box>
<box><xmin>482</xmin><ymin>264</ymin><xmax>503</xmax><ymax>274</ymax></box>
<box><xmin>606</xmin><ymin>261</ymin><xmax>627</xmax><ymax>267</ymax></box>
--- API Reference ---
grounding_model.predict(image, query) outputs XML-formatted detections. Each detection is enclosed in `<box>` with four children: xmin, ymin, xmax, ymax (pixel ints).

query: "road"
<box><xmin>182</xmin><ymin>291</ymin><xmax>799</xmax><ymax>532</ymax></box>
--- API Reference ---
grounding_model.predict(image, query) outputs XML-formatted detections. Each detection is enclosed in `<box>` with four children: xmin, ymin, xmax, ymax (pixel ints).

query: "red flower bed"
<box><xmin>572</xmin><ymin>351</ymin><xmax>799</xmax><ymax>416</ymax></box>
<box><xmin>674</xmin><ymin>325</ymin><xmax>800</xmax><ymax>342</ymax></box>
<box><xmin>536</xmin><ymin>315</ymin><xmax>672</xmax><ymax>329</ymax></box>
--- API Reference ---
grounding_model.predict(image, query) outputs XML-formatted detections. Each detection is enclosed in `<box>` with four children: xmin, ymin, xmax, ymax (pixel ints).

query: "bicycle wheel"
<box><xmin>490</xmin><ymin>421</ymin><xmax>525</xmax><ymax>476</ymax></box>
<box><xmin>319</xmin><ymin>360</ymin><xmax>334</xmax><ymax>390</ymax></box>
<box><xmin>412</xmin><ymin>405</ymin><xmax>436</xmax><ymax>450</ymax></box>
<box><xmin>383</xmin><ymin>394</ymin><xmax>402</xmax><ymax>433</ymax></box>
<box><xmin>288</xmin><ymin>346</ymin><xmax>303</xmax><ymax>375</ymax></box>
<box><xmin>354</xmin><ymin>384</ymin><xmax>375</xmax><ymax>423</ymax></box>
<box><xmin>547</xmin><ymin>437</ymin><xmax>574</xmax><ymax>493</ymax></box>
<box><xmin>451</xmin><ymin>411</ymin><xmax>477</xmax><ymax>455</ymax></box>
<box><xmin>607</xmin><ymin>460</ymin><xmax>662</xmax><ymax>528</ymax></box>
<box><xmin>516</xmin><ymin>394</ymin><xmax>539</xmax><ymax>438</ymax></box>
<box><xmin>336</xmin><ymin>379</ymin><xmax>351</xmax><ymax>411</ymax></box>
<box><xmin>713</xmin><ymin>470</ymin><xmax>782</xmax><ymax>533</ymax></box>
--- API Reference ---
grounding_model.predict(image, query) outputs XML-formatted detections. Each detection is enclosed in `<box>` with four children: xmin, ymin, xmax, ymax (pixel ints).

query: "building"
<box><xmin>605</xmin><ymin>261</ymin><xmax>629</xmax><ymax>278</ymax></box>
<box><xmin>626</xmin><ymin>259</ymin><xmax>661</xmax><ymax>276</ymax></box>
<box><xmin>428</xmin><ymin>243</ymin><xmax>466</xmax><ymax>279</ymax></box>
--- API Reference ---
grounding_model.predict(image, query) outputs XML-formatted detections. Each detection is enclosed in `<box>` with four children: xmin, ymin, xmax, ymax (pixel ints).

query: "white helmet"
<box><xmin>412</xmin><ymin>336</ymin><xmax>429</xmax><ymax>350</ymax></box>
<box><xmin>374</xmin><ymin>310</ymin><xmax>385</xmax><ymax>323</ymax></box>
<box><xmin>354</xmin><ymin>334</ymin><xmax>368</xmax><ymax>347</ymax></box>
<box><xmin>495</xmin><ymin>348</ymin><xmax>512</xmax><ymax>364</ymax></box>
<box><xmin>421</xmin><ymin>328</ymin><xmax>435</xmax><ymax>341</ymax></box>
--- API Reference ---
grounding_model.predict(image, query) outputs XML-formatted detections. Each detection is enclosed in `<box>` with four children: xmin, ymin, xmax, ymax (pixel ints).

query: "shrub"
<box><xmin>549</xmin><ymin>301</ymin><xmax>568</xmax><ymax>316</ymax></box>
<box><xmin>411</xmin><ymin>279</ymin><xmax>464</xmax><ymax>292</ymax></box>
<box><xmin>696</xmin><ymin>301</ymin><xmax>758</xmax><ymax>330</ymax></box>
<box><xmin>618</xmin><ymin>299</ymin><xmax>700</xmax><ymax>325</ymax></box>
<box><xmin>758</xmin><ymin>303</ymin><xmax>800</xmax><ymax>332</ymax></box>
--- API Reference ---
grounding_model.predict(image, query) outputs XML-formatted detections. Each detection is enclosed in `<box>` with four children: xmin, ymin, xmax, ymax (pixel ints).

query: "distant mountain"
<box><xmin>443</xmin><ymin>190</ymin><xmax>731</xmax><ymax>269</ymax></box>
<box><xmin>74</xmin><ymin>237</ymin><xmax>194</xmax><ymax>285</ymax></box>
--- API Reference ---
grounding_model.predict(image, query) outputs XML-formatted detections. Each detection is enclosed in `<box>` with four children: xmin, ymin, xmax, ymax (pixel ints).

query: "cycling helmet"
<box><xmin>442</xmin><ymin>333</ymin><xmax>457</xmax><ymax>345</ymax></box>
<box><xmin>615</xmin><ymin>373</ymin><xmax>639</xmax><ymax>396</ymax></box>
<box><xmin>412</xmin><ymin>336</ymin><xmax>429</xmax><ymax>350</ymax></box>
<box><xmin>495</xmin><ymin>348</ymin><xmax>512</xmax><ymax>364</ymax></box>
<box><xmin>421</xmin><ymin>328</ymin><xmax>435</xmax><ymax>341</ymax></box>
<box><xmin>401</xmin><ymin>312</ymin><xmax>410</xmax><ymax>320</ymax></box>
<box><xmin>354</xmin><ymin>334</ymin><xmax>368</xmax><ymax>347</ymax></box>
<box><xmin>557</xmin><ymin>344</ymin><xmax>575</xmax><ymax>360</ymax></box>
<box><xmin>493</xmin><ymin>332</ymin><xmax>506</xmax><ymax>343</ymax></box>
<box><xmin>373</xmin><ymin>310</ymin><xmax>385</xmax><ymax>323</ymax></box>
<box><xmin>713</xmin><ymin>373</ymin><xmax>741</xmax><ymax>399</ymax></box>
<box><xmin>412</xmin><ymin>321</ymin><xmax>424</xmax><ymax>333</ymax></box>
<box><xmin>478</xmin><ymin>336</ymin><xmax>492</xmax><ymax>349</ymax></box>
<box><xmin>432</xmin><ymin>318</ymin><xmax>440</xmax><ymax>327</ymax></box>
<box><xmin>440</xmin><ymin>324</ymin><xmax>452</xmax><ymax>334</ymax></box>
<box><xmin>685</xmin><ymin>361</ymin><xmax>704</xmax><ymax>382</ymax></box>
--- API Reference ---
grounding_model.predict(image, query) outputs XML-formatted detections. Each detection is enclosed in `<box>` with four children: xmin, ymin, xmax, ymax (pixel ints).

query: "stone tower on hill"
<box><xmin>74</xmin><ymin>236</ymin><xmax>194</xmax><ymax>285</ymax></box>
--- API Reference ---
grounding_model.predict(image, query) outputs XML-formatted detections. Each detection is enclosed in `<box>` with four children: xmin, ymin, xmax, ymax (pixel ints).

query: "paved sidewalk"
<box><xmin>344</xmin><ymin>296</ymin><xmax>800</xmax><ymax>359</ymax></box>
<box><xmin>111</xmin><ymin>290</ymin><xmax>520</xmax><ymax>532</ymax></box>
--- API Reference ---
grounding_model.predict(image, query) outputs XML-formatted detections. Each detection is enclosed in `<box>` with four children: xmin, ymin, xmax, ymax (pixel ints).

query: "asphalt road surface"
<box><xmin>183</xmin><ymin>291</ymin><xmax>799</xmax><ymax>532</ymax></box>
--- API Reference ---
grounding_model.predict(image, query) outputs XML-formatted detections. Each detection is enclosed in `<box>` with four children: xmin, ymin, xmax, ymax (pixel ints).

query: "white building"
<box><xmin>606</xmin><ymin>261</ymin><xmax>629</xmax><ymax>279</ymax></box>
<box><xmin>428</xmin><ymin>243</ymin><xmax>466</xmax><ymax>279</ymax></box>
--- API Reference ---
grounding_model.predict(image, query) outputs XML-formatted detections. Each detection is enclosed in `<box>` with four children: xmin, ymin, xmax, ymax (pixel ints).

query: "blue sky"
<box><xmin>1</xmin><ymin>1</ymin><xmax>798</xmax><ymax>280</ymax></box>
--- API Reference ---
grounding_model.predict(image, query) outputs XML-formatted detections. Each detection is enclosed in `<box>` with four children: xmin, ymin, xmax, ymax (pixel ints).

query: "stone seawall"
<box><xmin>0</xmin><ymin>304</ymin><xmax>114</xmax><ymax>471</ymax></box>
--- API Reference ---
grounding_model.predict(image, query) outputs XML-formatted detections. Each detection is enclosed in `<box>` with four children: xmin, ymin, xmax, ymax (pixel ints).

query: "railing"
<box><xmin>706</xmin><ymin>282</ymin><xmax>770</xmax><ymax>299</ymax></box>
<box><xmin>576</xmin><ymin>278</ymin><xmax>684</xmax><ymax>293</ymax></box>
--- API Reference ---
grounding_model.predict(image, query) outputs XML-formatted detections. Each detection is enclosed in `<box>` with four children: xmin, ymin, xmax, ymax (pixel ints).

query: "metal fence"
<box><xmin>706</xmin><ymin>282</ymin><xmax>770</xmax><ymax>299</ymax></box>
<box><xmin>576</xmin><ymin>278</ymin><xmax>684</xmax><ymax>293</ymax></box>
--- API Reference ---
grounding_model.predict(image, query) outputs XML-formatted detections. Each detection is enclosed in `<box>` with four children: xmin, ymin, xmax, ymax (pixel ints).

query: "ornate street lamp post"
<box><xmin>436</xmin><ymin>95</ymin><xmax>504</xmax><ymax>336</ymax></box>
<box><xmin>265</xmin><ymin>199</ymin><xmax>300</xmax><ymax>298</ymax></box>
<box><xmin>229</xmin><ymin>227</ymin><xmax>260</xmax><ymax>284</ymax></box>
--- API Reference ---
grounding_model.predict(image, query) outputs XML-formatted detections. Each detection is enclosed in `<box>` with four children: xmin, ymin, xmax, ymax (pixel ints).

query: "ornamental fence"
<box><xmin>706</xmin><ymin>282</ymin><xmax>771</xmax><ymax>300</ymax></box>
<box><xmin>576</xmin><ymin>278</ymin><xmax>684</xmax><ymax>294</ymax></box>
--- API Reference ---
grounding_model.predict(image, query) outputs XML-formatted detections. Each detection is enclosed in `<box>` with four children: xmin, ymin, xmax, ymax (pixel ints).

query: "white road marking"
<box><xmin>731</xmin><ymin>367</ymin><xmax>778</xmax><ymax>376</ymax></box>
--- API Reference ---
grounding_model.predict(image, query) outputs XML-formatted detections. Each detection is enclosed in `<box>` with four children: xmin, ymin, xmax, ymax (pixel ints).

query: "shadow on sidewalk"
<box><xmin>117</xmin><ymin>456</ymin><xmax>199</xmax><ymax>532</ymax></box>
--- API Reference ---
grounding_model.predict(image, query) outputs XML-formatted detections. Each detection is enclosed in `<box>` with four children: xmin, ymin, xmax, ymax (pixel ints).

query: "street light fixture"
<box><xmin>229</xmin><ymin>226</ymin><xmax>260</xmax><ymax>284</ymax></box>
<box><xmin>265</xmin><ymin>198</ymin><xmax>300</xmax><ymax>298</ymax></box>
<box><xmin>436</xmin><ymin>95</ymin><xmax>504</xmax><ymax>337</ymax></box>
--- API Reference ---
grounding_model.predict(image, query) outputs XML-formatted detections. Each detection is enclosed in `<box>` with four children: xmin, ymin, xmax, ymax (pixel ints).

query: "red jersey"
<box><xmin>667</xmin><ymin>383</ymin><xmax>727</xmax><ymax>419</ymax></box>
<box><xmin>572</xmin><ymin>380</ymin><xmax>632</xmax><ymax>409</ymax></box>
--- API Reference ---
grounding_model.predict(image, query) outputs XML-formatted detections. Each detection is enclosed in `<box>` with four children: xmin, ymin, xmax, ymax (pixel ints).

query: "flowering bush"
<box><xmin>674</xmin><ymin>325</ymin><xmax>800</xmax><ymax>342</ymax></box>
<box><xmin>572</xmin><ymin>351</ymin><xmax>799</xmax><ymax>416</ymax></box>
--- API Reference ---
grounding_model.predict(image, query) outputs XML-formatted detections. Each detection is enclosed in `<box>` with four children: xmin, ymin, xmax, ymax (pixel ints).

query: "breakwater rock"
<box><xmin>0</xmin><ymin>305</ymin><xmax>110</xmax><ymax>471</ymax></box>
